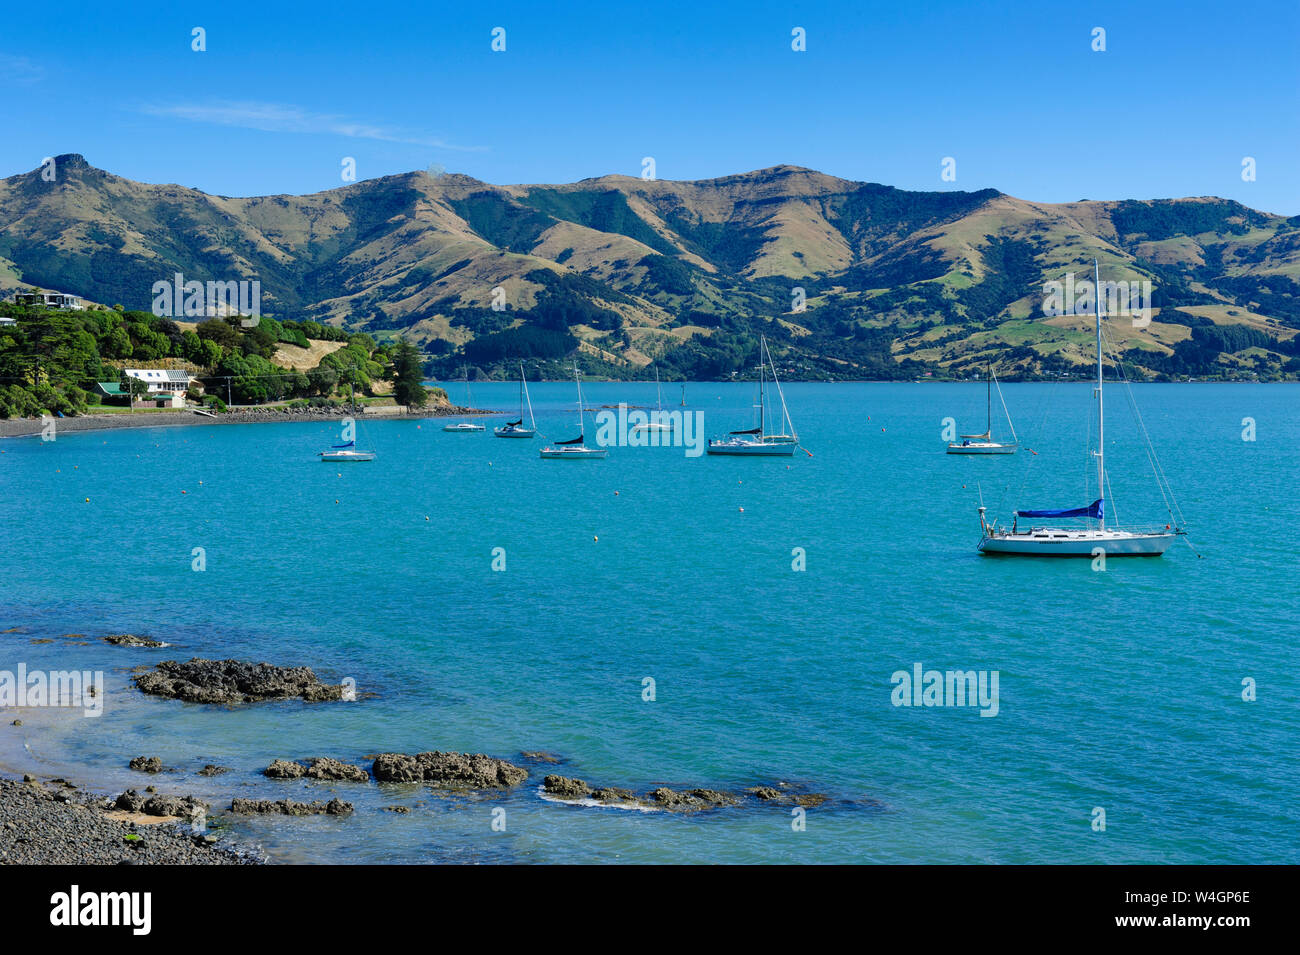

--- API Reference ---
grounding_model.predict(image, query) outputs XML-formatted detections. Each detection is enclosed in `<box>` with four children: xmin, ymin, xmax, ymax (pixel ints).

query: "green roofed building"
<box><xmin>95</xmin><ymin>381</ymin><xmax>130</xmax><ymax>405</ymax></box>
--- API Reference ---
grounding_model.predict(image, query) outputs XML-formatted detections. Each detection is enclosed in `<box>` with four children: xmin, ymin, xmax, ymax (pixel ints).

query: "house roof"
<box><xmin>124</xmin><ymin>368</ymin><xmax>193</xmax><ymax>382</ymax></box>
<box><xmin>96</xmin><ymin>382</ymin><xmax>128</xmax><ymax>395</ymax></box>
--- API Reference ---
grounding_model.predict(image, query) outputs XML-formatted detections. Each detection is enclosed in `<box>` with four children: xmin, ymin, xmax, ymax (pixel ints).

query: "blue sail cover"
<box><xmin>1017</xmin><ymin>499</ymin><xmax>1103</xmax><ymax>520</ymax></box>
<box><xmin>331</xmin><ymin>440</ymin><xmax>356</xmax><ymax>449</ymax></box>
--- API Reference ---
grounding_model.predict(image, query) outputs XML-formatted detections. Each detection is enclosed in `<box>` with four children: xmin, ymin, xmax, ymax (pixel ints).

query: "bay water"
<box><xmin>1</xmin><ymin>382</ymin><xmax>1295</xmax><ymax>863</ymax></box>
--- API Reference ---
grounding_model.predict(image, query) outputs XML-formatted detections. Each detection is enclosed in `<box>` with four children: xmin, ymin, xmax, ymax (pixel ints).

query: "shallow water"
<box><xmin>1</xmin><ymin>382</ymin><xmax>1296</xmax><ymax>863</ymax></box>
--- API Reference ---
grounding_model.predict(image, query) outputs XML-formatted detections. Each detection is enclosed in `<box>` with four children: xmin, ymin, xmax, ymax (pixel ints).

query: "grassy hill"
<box><xmin>2</xmin><ymin>154</ymin><xmax>1298</xmax><ymax>381</ymax></box>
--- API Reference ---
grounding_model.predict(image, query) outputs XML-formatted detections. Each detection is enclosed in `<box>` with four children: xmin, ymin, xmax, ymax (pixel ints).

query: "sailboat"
<box><xmin>540</xmin><ymin>364</ymin><xmax>607</xmax><ymax>458</ymax></box>
<box><xmin>495</xmin><ymin>362</ymin><xmax>537</xmax><ymax>438</ymax></box>
<box><xmin>443</xmin><ymin>366</ymin><xmax>485</xmax><ymax>432</ymax></box>
<box><xmin>707</xmin><ymin>336</ymin><xmax>798</xmax><ymax>456</ymax></box>
<box><xmin>978</xmin><ymin>261</ymin><xmax>1184</xmax><ymax>556</ymax></box>
<box><xmin>319</xmin><ymin>440</ymin><xmax>375</xmax><ymax>462</ymax></box>
<box><xmin>319</xmin><ymin>372</ymin><xmax>375</xmax><ymax>461</ymax></box>
<box><xmin>948</xmin><ymin>363</ymin><xmax>1017</xmax><ymax>454</ymax></box>
<box><xmin>632</xmin><ymin>364</ymin><xmax>673</xmax><ymax>433</ymax></box>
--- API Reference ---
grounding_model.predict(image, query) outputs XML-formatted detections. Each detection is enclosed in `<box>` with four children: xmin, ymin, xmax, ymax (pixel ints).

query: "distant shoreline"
<box><xmin>0</xmin><ymin>404</ymin><xmax>491</xmax><ymax>439</ymax></box>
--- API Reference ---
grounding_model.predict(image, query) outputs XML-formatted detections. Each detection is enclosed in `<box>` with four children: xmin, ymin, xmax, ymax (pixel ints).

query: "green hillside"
<box><xmin>1</xmin><ymin>155</ymin><xmax>1297</xmax><ymax>382</ymax></box>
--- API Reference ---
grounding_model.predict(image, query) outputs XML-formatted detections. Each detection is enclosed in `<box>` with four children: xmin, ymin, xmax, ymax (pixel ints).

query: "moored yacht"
<box><xmin>540</xmin><ymin>364</ymin><xmax>607</xmax><ymax>459</ymax></box>
<box><xmin>978</xmin><ymin>261</ymin><xmax>1184</xmax><ymax>557</ymax></box>
<box><xmin>707</xmin><ymin>336</ymin><xmax>799</xmax><ymax>457</ymax></box>
<box><xmin>494</xmin><ymin>362</ymin><xmax>537</xmax><ymax>438</ymax></box>
<box><xmin>948</xmin><ymin>363</ymin><xmax>1017</xmax><ymax>454</ymax></box>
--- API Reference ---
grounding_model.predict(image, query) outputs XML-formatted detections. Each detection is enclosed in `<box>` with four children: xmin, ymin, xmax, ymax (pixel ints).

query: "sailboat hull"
<box><xmin>947</xmin><ymin>442</ymin><xmax>1017</xmax><ymax>454</ymax></box>
<box><xmin>706</xmin><ymin>440</ymin><xmax>796</xmax><ymax>456</ymax></box>
<box><xmin>494</xmin><ymin>427</ymin><xmax>535</xmax><ymax>438</ymax></box>
<box><xmin>540</xmin><ymin>447</ymin><xmax>607</xmax><ymax>459</ymax></box>
<box><xmin>979</xmin><ymin>530</ymin><xmax>1175</xmax><ymax>556</ymax></box>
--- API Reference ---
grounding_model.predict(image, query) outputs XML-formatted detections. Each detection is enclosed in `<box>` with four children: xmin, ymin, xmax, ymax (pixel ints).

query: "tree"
<box><xmin>307</xmin><ymin>365</ymin><xmax>339</xmax><ymax>396</ymax></box>
<box><xmin>392</xmin><ymin>341</ymin><xmax>427</xmax><ymax>409</ymax></box>
<box><xmin>120</xmin><ymin>370</ymin><xmax>149</xmax><ymax>401</ymax></box>
<box><xmin>195</xmin><ymin>317</ymin><xmax>240</xmax><ymax>350</ymax></box>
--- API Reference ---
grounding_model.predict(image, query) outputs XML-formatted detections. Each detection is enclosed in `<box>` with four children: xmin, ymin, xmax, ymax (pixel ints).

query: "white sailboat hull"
<box><xmin>319</xmin><ymin>450</ymin><xmax>375</xmax><ymax>462</ymax></box>
<box><xmin>979</xmin><ymin>529</ymin><xmax>1176</xmax><ymax>556</ymax></box>
<box><xmin>948</xmin><ymin>441</ymin><xmax>1016</xmax><ymax>454</ymax></box>
<box><xmin>443</xmin><ymin>422</ymin><xmax>485</xmax><ymax>432</ymax></box>
<box><xmin>706</xmin><ymin>439</ymin><xmax>796</xmax><ymax>456</ymax></box>
<box><xmin>540</xmin><ymin>446</ymin><xmax>607</xmax><ymax>459</ymax></box>
<box><xmin>494</xmin><ymin>426</ymin><xmax>535</xmax><ymax>438</ymax></box>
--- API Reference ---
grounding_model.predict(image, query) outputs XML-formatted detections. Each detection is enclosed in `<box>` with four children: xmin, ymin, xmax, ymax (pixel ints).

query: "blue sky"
<box><xmin>2</xmin><ymin>0</ymin><xmax>1296</xmax><ymax>212</ymax></box>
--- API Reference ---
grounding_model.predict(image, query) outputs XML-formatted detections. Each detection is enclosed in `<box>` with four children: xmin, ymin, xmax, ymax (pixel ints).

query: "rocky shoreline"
<box><xmin>0</xmin><ymin>776</ymin><xmax>260</xmax><ymax>865</ymax></box>
<box><xmin>0</xmin><ymin>402</ymin><xmax>490</xmax><ymax>438</ymax></box>
<box><xmin>2</xmin><ymin>639</ymin><xmax>874</xmax><ymax>862</ymax></box>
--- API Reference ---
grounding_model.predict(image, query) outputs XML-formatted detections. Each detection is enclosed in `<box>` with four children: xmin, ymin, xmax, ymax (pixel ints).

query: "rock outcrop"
<box><xmin>371</xmin><ymin>752</ymin><xmax>527</xmax><ymax>789</ymax></box>
<box><xmin>263</xmin><ymin>757</ymin><xmax>369</xmax><ymax>782</ymax></box>
<box><xmin>104</xmin><ymin>634</ymin><xmax>168</xmax><ymax>648</ymax></box>
<box><xmin>133</xmin><ymin>658</ymin><xmax>348</xmax><ymax>704</ymax></box>
<box><xmin>229</xmin><ymin>798</ymin><xmax>353</xmax><ymax>816</ymax></box>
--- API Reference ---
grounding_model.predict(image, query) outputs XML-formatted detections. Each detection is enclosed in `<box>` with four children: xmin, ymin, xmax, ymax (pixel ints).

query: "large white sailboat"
<box><xmin>978</xmin><ymin>261</ymin><xmax>1185</xmax><ymax>557</ymax></box>
<box><xmin>540</xmin><ymin>364</ymin><xmax>607</xmax><ymax>459</ymax></box>
<box><xmin>948</xmin><ymin>363</ymin><xmax>1017</xmax><ymax>454</ymax></box>
<box><xmin>495</xmin><ymin>362</ymin><xmax>537</xmax><ymax>438</ymax></box>
<box><xmin>707</xmin><ymin>336</ymin><xmax>798</xmax><ymax>456</ymax></box>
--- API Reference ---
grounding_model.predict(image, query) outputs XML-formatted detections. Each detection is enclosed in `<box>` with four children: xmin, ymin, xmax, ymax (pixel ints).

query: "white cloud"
<box><xmin>0</xmin><ymin>54</ymin><xmax>44</xmax><ymax>85</ymax></box>
<box><xmin>139</xmin><ymin>100</ymin><xmax>484</xmax><ymax>152</ymax></box>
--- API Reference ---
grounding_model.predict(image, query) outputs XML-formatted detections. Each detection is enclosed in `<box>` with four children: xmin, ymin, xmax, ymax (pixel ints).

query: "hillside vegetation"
<box><xmin>0</xmin><ymin>302</ymin><xmax>437</xmax><ymax>418</ymax></box>
<box><xmin>2</xmin><ymin>155</ymin><xmax>1298</xmax><ymax>382</ymax></box>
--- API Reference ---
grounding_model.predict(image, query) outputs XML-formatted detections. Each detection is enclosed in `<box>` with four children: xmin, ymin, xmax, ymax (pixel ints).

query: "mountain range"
<box><xmin>2</xmin><ymin>154</ymin><xmax>1298</xmax><ymax>380</ymax></box>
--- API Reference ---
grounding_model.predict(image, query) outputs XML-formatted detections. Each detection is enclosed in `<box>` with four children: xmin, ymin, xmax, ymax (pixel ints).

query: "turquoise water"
<box><xmin>1</xmin><ymin>382</ymin><xmax>1297</xmax><ymax>863</ymax></box>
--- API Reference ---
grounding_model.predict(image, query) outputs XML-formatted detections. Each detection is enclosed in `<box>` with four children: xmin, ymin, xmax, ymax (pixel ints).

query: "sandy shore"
<box><xmin>0</xmin><ymin>403</ymin><xmax>494</xmax><ymax>438</ymax></box>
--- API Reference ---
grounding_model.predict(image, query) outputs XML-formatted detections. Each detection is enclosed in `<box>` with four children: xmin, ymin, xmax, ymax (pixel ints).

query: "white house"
<box><xmin>13</xmin><ymin>291</ymin><xmax>84</xmax><ymax>310</ymax></box>
<box><xmin>124</xmin><ymin>368</ymin><xmax>195</xmax><ymax>395</ymax></box>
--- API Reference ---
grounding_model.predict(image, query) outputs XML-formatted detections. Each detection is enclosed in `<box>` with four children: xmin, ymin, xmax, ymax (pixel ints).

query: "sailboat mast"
<box><xmin>574</xmin><ymin>363</ymin><xmax>584</xmax><ymax>439</ymax></box>
<box><xmin>521</xmin><ymin>362</ymin><xmax>535</xmax><ymax>429</ymax></box>
<box><xmin>758</xmin><ymin>339</ymin><xmax>766</xmax><ymax>437</ymax></box>
<box><xmin>986</xmin><ymin>362</ymin><xmax>992</xmax><ymax>434</ymax></box>
<box><xmin>1094</xmin><ymin>259</ymin><xmax>1105</xmax><ymax>529</ymax></box>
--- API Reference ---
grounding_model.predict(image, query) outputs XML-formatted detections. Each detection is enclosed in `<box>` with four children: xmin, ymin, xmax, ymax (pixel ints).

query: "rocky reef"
<box><xmin>229</xmin><ymin>798</ymin><xmax>354</xmax><ymax>816</ymax></box>
<box><xmin>541</xmin><ymin>775</ymin><xmax>828</xmax><ymax>812</ymax></box>
<box><xmin>104</xmin><ymin>633</ymin><xmax>168</xmax><ymax>648</ymax></box>
<box><xmin>371</xmin><ymin>752</ymin><xmax>528</xmax><ymax>789</ymax></box>
<box><xmin>132</xmin><ymin>658</ymin><xmax>349</xmax><ymax>704</ymax></box>
<box><xmin>263</xmin><ymin>757</ymin><xmax>369</xmax><ymax>782</ymax></box>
